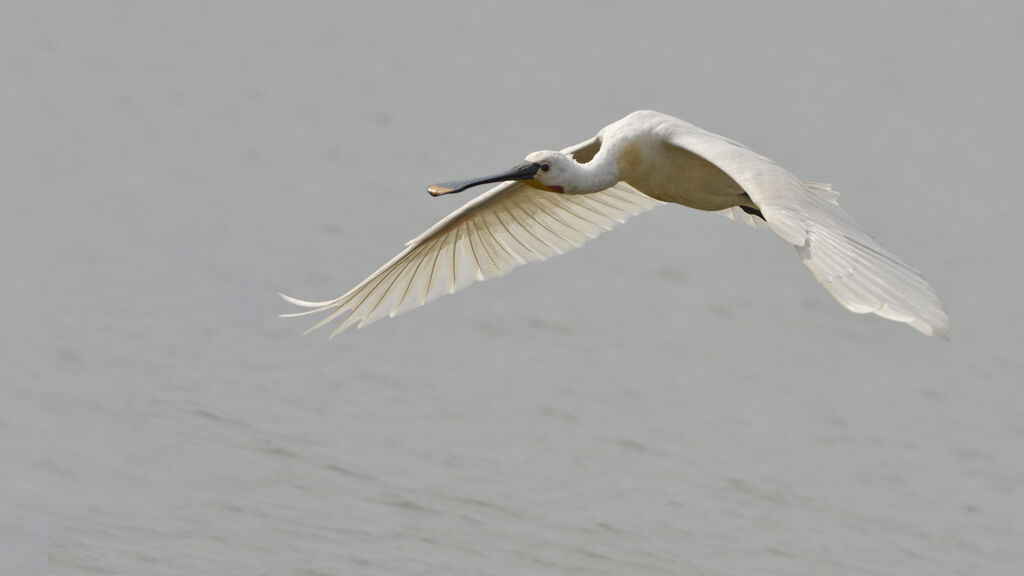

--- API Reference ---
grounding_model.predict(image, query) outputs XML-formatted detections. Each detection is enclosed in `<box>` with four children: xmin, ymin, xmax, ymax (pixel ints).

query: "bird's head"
<box><xmin>427</xmin><ymin>150</ymin><xmax>577</xmax><ymax>196</ymax></box>
<box><xmin>522</xmin><ymin>150</ymin><xmax>579</xmax><ymax>194</ymax></box>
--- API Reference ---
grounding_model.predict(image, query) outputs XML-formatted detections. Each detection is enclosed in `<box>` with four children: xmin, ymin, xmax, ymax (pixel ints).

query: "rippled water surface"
<box><xmin>2</xmin><ymin>2</ymin><xmax>1022</xmax><ymax>574</ymax></box>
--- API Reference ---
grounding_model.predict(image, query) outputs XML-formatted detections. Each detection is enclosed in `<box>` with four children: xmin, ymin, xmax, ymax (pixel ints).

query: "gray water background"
<box><xmin>2</xmin><ymin>2</ymin><xmax>1022</xmax><ymax>574</ymax></box>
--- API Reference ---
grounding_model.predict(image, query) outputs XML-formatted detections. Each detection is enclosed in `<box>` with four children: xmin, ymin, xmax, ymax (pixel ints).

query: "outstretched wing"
<box><xmin>282</xmin><ymin>139</ymin><xmax>661</xmax><ymax>337</ymax></box>
<box><xmin>658</xmin><ymin>116</ymin><xmax>950</xmax><ymax>337</ymax></box>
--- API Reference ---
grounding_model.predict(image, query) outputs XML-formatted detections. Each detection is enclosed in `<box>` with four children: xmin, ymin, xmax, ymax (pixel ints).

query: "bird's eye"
<box><xmin>540</xmin><ymin>163</ymin><xmax>550</xmax><ymax>172</ymax></box>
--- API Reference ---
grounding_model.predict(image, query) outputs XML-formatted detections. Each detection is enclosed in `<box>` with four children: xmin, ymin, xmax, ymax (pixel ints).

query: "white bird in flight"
<box><xmin>282</xmin><ymin>110</ymin><xmax>949</xmax><ymax>338</ymax></box>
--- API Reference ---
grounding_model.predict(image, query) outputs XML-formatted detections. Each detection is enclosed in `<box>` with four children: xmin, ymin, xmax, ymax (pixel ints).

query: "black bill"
<box><xmin>427</xmin><ymin>162</ymin><xmax>541</xmax><ymax>196</ymax></box>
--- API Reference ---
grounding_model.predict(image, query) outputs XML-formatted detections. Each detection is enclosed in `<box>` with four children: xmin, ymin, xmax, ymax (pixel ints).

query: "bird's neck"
<box><xmin>569</xmin><ymin>157</ymin><xmax>620</xmax><ymax>194</ymax></box>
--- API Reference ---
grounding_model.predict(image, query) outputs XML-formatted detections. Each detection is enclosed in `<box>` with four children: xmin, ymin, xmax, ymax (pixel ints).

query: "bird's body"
<box><xmin>283</xmin><ymin>110</ymin><xmax>950</xmax><ymax>338</ymax></box>
<box><xmin>591</xmin><ymin>111</ymin><xmax>751</xmax><ymax>210</ymax></box>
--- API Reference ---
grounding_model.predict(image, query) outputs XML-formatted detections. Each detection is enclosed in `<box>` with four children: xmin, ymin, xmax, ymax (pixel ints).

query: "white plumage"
<box><xmin>283</xmin><ymin>110</ymin><xmax>949</xmax><ymax>338</ymax></box>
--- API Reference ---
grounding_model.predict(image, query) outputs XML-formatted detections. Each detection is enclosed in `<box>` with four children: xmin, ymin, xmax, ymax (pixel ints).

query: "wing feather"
<box><xmin>282</xmin><ymin>140</ymin><xmax>660</xmax><ymax>336</ymax></box>
<box><xmin>657</xmin><ymin>116</ymin><xmax>950</xmax><ymax>337</ymax></box>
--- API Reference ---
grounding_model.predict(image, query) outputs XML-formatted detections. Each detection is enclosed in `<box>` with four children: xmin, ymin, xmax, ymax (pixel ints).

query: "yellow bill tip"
<box><xmin>427</xmin><ymin>184</ymin><xmax>454</xmax><ymax>196</ymax></box>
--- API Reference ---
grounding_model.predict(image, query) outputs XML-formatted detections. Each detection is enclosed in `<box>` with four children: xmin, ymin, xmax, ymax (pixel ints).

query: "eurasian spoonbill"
<box><xmin>282</xmin><ymin>110</ymin><xmax>950</xmax><ymax>338</ymax></box>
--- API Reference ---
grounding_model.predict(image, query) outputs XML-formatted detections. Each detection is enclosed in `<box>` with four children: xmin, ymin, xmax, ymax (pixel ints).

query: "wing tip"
<box><xmin>279</xmin><ymin>291</ymin><xmax>339</xmax><ymax>308</ymax></box>
<box><xmin>919</xmin><ymin>312</ymin><xmax>952</xmax><ymax>340</ymax></box>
